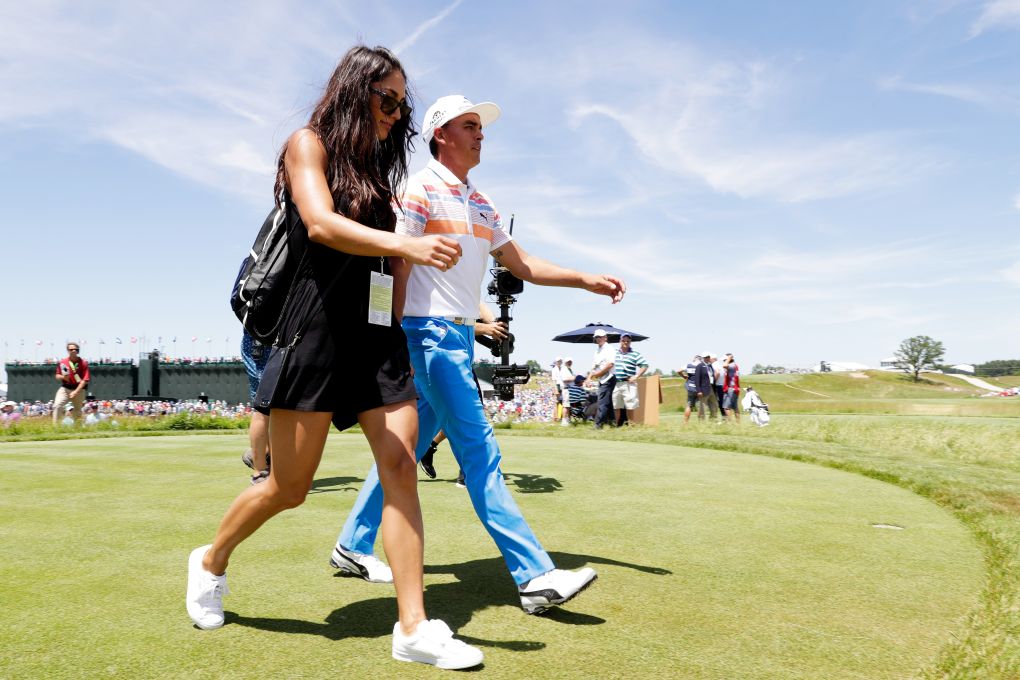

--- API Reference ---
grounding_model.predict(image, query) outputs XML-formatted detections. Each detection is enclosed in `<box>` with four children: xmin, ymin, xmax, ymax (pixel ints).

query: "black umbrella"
<box><xmin>552</xmin><ymin>323</ymin><xmax>649</xmax><ymax>344</ymax></box>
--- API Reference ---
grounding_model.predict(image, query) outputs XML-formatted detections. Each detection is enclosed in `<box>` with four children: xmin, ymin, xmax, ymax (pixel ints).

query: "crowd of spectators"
<box><xmin>5</xmin><ymin>356</ymin><xmax>242</xmax><ymax>367</ymax></box>
<box><xmin>0</xmin><ymin>397</ymin><xmax>253</xmax><ymax>427</ymax></box>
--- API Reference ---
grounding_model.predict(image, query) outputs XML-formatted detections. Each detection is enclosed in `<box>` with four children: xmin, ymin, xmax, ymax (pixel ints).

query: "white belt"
<box><xmin>439</xmin><ymin>315</ymin><xmax>476</xmax><ymax>326</ymax></box>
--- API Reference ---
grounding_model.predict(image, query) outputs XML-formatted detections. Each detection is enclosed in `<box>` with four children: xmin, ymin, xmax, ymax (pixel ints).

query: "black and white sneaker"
<box><xmin>329</xmin><ymin>545</ymin><xmax>393</xmax><ymax>583</ymax></box>
<box><xmin>419</xmin><ymin>443</ymin><xmax>438</xmax><ymax>479</ymax></box>
<box><xmin>518</xmin><ymin>567</ymin><xmax>598</xmax><ymax>614</ymax></box>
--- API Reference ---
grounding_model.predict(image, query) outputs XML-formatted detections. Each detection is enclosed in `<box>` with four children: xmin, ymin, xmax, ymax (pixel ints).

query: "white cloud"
<box><xmin>394</xmin><ymin>0</ymin><xmax>464</xmax><ymax>54</ymax></box>
<box><xmin>878</xmin><ymin>75</ymin><xmax>1018</xmax><ymax>111</ymax></box>
<box><xmin>1002</xmin><ymin>260</ymin><xmax>1020</xmax><ymax>286</ymax></box>
<box><xmin>1014</xmin><ymin>192</ymin><xmax>1020</xmax><ymax>210</ymax></box>
<box><xmin>554</xmin><ymin>41</ymin><xmax>925</xmax><ymax>204</ymax></box>
<box><xmin>970</xmin><ymin>0</ymin><xmax>1020</xmax><ymax>37</ymax></box>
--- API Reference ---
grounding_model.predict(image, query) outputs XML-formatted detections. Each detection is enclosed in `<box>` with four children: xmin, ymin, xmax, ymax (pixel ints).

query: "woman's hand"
<box><xmin>400</xmin><ymin>235</ymin><xmax>462</xmax><ymax>270</ymax></box>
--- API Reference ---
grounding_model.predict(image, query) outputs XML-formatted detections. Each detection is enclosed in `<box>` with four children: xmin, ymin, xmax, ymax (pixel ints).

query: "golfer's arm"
<box><xmin>493</xmin><ymin>241</ymin><xmax>592</xmax><ymax>289</ymax></box>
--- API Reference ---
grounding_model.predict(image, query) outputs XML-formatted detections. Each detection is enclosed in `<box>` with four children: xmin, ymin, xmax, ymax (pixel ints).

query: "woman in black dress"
<box><xmin>186</xmin><ymin>46</ymin><xmax>482</xmax><ymax>670</ymax></box>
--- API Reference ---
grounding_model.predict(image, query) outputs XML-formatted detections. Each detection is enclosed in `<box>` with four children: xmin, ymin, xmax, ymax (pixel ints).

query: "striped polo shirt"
<box><xmin>397</xmin><ymin>159</ymin><xmax>512</xmax><ymax>318</ymax></box>
<box><xmin>614</xmin><ymin>348</ymin><xmax>649</xmax><ymax>381</ymax></box>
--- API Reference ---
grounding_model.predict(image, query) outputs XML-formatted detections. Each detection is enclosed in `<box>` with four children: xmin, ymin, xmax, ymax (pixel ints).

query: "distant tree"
<box><xmin>893</xmin><ymin>335</ymin><xmax>945</xmax><ymax>382</ymax></box>
<box><xmin>525</xmin><ymin>359</ymin><xmax>543</xmax><ymax>375</ymax></box>
<box><xmin>975</xmin><ymin>359</ymin><xmax>1020</xmax><ymax>377</ymax></box>
<box><xmin>651</xmin><ymin>368</ymin><xmax>663</xmax><ymax>376</ymax></box>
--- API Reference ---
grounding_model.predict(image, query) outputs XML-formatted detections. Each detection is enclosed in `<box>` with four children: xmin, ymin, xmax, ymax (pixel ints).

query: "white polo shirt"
<box><xmin>397</xmin><ymin>159</ymin><xmax>512</xmax><ymax>318</ymax></box>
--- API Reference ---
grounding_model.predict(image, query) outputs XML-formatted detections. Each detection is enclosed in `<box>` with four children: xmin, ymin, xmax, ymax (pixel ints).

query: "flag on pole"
<box><xmin>191</xmin><ymin>336</ymin><xmax>198</xmax><ymax>342</ymax></box>
<box><xmin>115</xmin><ymin>338</ymin><xmax>123</xmax><ymax>344</ymax></box>
<box><xmin>35</xmin><ymin>340</ymin><xmax>42</xmax><ymax>346</ymax></box>
<box><xmin>130</xmin><ymin>337</ymin><xmax>137</xmax><ymax>344</ymax></box>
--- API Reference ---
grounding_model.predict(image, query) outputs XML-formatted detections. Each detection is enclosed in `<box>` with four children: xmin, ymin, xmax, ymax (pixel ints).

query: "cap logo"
<box><xmin>431</xmin><ymin>111</ymin><xmax>444</xmax><ymax>125</ymax></box>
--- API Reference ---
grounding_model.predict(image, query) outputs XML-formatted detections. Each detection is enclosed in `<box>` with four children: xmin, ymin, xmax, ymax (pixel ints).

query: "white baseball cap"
<box><xmin>421</xmin><ymin>95</ymin><xmax>501</xmax><ymax>143</ymax></box>
<box><xmin>593</xmin><ymin>329</ymin><xmax>607</xmax><ymax>338</ymax></box>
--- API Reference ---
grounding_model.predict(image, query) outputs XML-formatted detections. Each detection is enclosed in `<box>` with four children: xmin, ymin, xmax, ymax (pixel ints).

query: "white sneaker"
<box><xmin>186</xmin><ymin>545</ymin><xmax>229</xmax><ymax>629</ymax></box>
<box><xmin>560</xmin><ymin>419</ymin><xmax>570</xmax><ymax>427</ymax></box>
<box><xmin>330</xmin><ymin>545</ymin><xmax>393</xmax><ymax>583</ymax></box>
<box><xmin>518</xmin><ymin>567</ymin><xmax>597</xmax><ymax>614</ymax></box>
<box><xmin>392</xmin><ymin>619</ymin><xmax>483</xmax><ymax>670</ymax></box>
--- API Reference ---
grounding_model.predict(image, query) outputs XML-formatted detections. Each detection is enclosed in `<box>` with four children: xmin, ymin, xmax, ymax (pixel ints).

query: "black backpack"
<box><xmin>230</xmin><ymin>202</ymin><xmax>305</xmax><ymax>346</ymax></box>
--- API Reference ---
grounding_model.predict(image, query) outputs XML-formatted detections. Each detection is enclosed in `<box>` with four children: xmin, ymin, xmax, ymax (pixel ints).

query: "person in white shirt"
<box><xmin>587</xmin><ymin>329</ymin><xmax>616</xmax><ymax>429</ymax></box>
<box><xmin>559</xmin><ymin>358</ymin><xmax>575</xmax><ymax>426</ymax></box>
<box><xmin>334</xmin><ymin>94</ymin><xmax>626</xmax><ymax>616</ymax></box>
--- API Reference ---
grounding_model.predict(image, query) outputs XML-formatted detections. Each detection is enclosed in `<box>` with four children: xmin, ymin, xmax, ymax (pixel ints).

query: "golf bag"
<box><xmin>742</xmin><ymin>389</ymin><xmax>770</xmax><ymax>427</ymax></box>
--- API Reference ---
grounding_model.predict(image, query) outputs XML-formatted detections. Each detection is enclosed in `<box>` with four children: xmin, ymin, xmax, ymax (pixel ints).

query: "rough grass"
<box><xmin>0</xmin><ymin>433</ymin><xmax>985</xmax><ymax>679</ymax></box>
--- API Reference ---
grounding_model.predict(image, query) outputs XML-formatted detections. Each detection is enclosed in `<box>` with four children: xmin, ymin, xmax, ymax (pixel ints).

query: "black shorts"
<box><xmin>686</xmin><ymin>390</ymin><xmax>700</xmax><ymax>408</ymax></box>
<box><xmin>254</xmin><ymin>237</ymin><xmax>416</xmax><ymax>431</ymax></box>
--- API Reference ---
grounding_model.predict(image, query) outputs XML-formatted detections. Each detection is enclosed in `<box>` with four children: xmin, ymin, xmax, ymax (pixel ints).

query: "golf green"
<box><xmin>0</xmin><ymin>434</ymin><xmax>982</xmax><ymax>679</ymax></box>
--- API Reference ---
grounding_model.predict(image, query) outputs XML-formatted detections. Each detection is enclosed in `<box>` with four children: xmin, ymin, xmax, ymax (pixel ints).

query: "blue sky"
<box><xmin>3</xmin><ymin>0</ymin><xmax>1019</xmax><ymax>383</ymax></box>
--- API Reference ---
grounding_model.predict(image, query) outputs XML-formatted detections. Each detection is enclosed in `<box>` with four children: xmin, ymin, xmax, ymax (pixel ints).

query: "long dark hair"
<box><xmin>274</xmin><ymin>45</ymin><xmax>415</xmax><ymax>231</ymax></box>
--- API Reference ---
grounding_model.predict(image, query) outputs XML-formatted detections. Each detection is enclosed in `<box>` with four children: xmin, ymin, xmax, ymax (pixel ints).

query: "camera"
<box><xmin>483</xmin><ymin>216</ymin><xmax>530</xmax><ymax>401</ymax></box>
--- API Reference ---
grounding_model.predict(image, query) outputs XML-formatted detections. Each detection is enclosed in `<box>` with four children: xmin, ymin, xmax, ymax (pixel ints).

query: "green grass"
<box><xmin>511</xmin><ymin>413</ymin><xmax>1020</xmax><ymax>678</ymax></box>
<box><xmin>0</xmin><ymin>413</ymin><xmax>248</xmax><ymax>442</ymax></box>
<box><xmin>0</xmin><ymin>433</ymin><xmax>985</xmax><ymax>679</ymax></box>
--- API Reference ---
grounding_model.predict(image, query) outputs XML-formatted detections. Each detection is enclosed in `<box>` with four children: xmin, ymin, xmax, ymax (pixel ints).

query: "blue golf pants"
<box><xmin>336</xmin><ymin>317</ymin><xmax>554</xmax><ymax>586</ymax></box>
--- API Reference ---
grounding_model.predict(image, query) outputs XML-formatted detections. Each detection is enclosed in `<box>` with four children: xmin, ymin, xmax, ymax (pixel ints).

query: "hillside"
<box><xmin>661</xmin><ymin>370</ymin><xmax>1020</xmax><ymax>417</ymax></box>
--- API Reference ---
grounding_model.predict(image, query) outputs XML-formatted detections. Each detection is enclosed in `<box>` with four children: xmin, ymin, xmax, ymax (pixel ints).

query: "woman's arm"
<box><xmin>285</xmin><ymin>129</ymin><xmax>461</xmax><ymax>269</ymax></box>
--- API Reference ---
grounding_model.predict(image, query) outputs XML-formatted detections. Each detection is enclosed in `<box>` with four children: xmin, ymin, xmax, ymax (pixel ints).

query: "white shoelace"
<box><xmin>198</xmin><ymin>574</ymin><xmax>229</xmax><ymax>607</ymax></box>
<box><xmin>421</xmin><ymin>620</ymin><xmax>472</xmax><ymax>650</ymax></box>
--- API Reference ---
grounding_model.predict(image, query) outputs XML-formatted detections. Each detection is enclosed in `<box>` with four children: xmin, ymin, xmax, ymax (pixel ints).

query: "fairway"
<box><xmin>1</xmin><ymin>434</ymin><xmax>982</xmax><ymax>679</ymax></box>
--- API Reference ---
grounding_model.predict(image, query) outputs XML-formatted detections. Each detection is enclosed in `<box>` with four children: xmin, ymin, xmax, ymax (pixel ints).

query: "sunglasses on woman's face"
<box><xmin>369</xmin><ymin>87</ymin><xmax>411</xmax><ymax>118</ymax></box>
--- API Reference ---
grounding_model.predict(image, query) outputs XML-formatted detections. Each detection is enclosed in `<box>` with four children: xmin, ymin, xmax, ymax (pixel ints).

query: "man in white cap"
<box><xmin>587</xmin><ymin>329</ymin><xmax>616</xmax><ymax>428</ymax></box>
<box><xmin>333</xmin><ymin>95</ymin><xmax>626</xmax><ymax>614</ymax></box>
<box><xmin>559</xmin><ymin>357</ymin><xmax>575</xmax><ymax>426</ymax></box>
<box><xmin>550</xmin><ymin>357</ymin><xmax>565</xmax><ymax>422</ymax></box>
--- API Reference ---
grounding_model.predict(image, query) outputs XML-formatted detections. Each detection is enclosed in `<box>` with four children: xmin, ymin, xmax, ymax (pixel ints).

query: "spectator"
<box><xmin>612</xmin><ymin>334</ymin><xmax>649</xmax><ymax>426</ymax></box>
<box><xmin>559</xmin><ymin>358</ymin><xmax>575</xmax><ymax>426</ymax></box>
<box><xmin>588</xmin><ymin>329</ymin><xmax>616</xmax><ymax>429</ymax></box>
<box><xmin>682</xmin><ymin>355</ymin><xmax>702</xmax><ymax>424</ymax></box>
<box><xmin>722</xmin><ymin>353</ymin><xmax>741</xmax><ymax>423</ymax></box>
<box><xmin>1</xmin><ymin>401</ymin><xmax>21</xmax><ymax>428</ymax></box>
<box><xmin>698</xmin><ymin>351</ymin><xmax>721</xmax><ymax>421</ymax></box>
<box><xmin>550</xmin><ymin>357</ymin><xmax>566</xmax><ymax>422</ymax></box>
<box><xmin>53</xmin><ymin>342</ymin><xmax>89</xmax><ymax>425</ymax></box>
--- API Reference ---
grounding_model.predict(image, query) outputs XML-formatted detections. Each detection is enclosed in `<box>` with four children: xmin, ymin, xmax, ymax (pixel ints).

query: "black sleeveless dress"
<box><xmin>254</xmin><ymin>197</ymin><xmax>416</xmax><ymax>431</ymax></box>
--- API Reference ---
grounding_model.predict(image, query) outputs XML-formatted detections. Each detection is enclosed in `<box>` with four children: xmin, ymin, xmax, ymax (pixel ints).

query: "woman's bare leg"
<box><xmin>358</xmin><ymin>400</ymin><xmax>426</xmax><ymax>634</ymax></box>
<box><xmin>203</xmin><ymin>409</ymin><xmax>333</xmax><ymax>574</ymax></box>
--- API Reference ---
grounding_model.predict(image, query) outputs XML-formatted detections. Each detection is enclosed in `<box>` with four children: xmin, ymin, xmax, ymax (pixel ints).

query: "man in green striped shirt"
<box><xmin>612</xmin><ymin>334</ymin><xmax>649</xmax><ymax>425</ymax></box>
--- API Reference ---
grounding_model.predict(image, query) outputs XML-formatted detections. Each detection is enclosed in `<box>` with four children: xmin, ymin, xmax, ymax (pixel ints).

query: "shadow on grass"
<box><xmin>307</xmin><ymin>476</ymin><xmax>364</xmax><ymax>495</ymax></box>
<box><xmin>417</xmin><ymin>471</ymin><xmax>565</xmax><ymax>494</ymax></box>
<box><xmin>503</xmin><ymin>472</ymin><xmax>563</xmax><ymax>494</ymax></box>
<box><xmin>228</xmin><ymin>551</ymin><xmax>671</xmax><ymax>651</ymax></box>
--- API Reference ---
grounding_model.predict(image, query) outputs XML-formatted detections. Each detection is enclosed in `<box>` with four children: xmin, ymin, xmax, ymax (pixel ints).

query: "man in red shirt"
<box><xmin>53</xmin><ymin>342</ymin><xmax>90</xmax><ymax>424</ymax></box>
<box><xmin>722</xmin><ymin>353</ymin><xmax>741</xmax><ymax>423</ymax></box>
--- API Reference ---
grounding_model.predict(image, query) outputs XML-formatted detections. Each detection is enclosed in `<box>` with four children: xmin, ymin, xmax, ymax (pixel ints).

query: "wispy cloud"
<box><xmin>547</xmin><ymin>38</ymin><xmax>928</xmax><ymax>204</ymax></box>
<box><xmin>394</xmin><ymin>0</ymin><xmax>464</xmax><ymax>54</ymax></box>
<box><xmin>970</xmin><ymin>0</ymin><xmax>1020</xmax><ymax>37</ymax></box>
<box><xmin>879</xmin><ymin>75</ymin><xmax>1019</xmax><ymax>112</ymax></box>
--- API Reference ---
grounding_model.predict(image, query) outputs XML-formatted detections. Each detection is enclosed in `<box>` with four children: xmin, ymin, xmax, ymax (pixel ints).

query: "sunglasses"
<box><xmin>369</xmin><ymin>87</ymin><xmax>411</xmax><ymax>118</ymax></box>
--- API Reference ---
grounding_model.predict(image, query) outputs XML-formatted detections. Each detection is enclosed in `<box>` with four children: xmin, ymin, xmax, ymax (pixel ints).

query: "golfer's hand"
<box><xmin>584</xmin><ymin>273</ymin><xmax>626</xmax><ymax>303</ymax></box>
<box><xmin>401</xmin><ymin>235</ymin><xmax>462</xmax><ymax>271</ymax></box>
